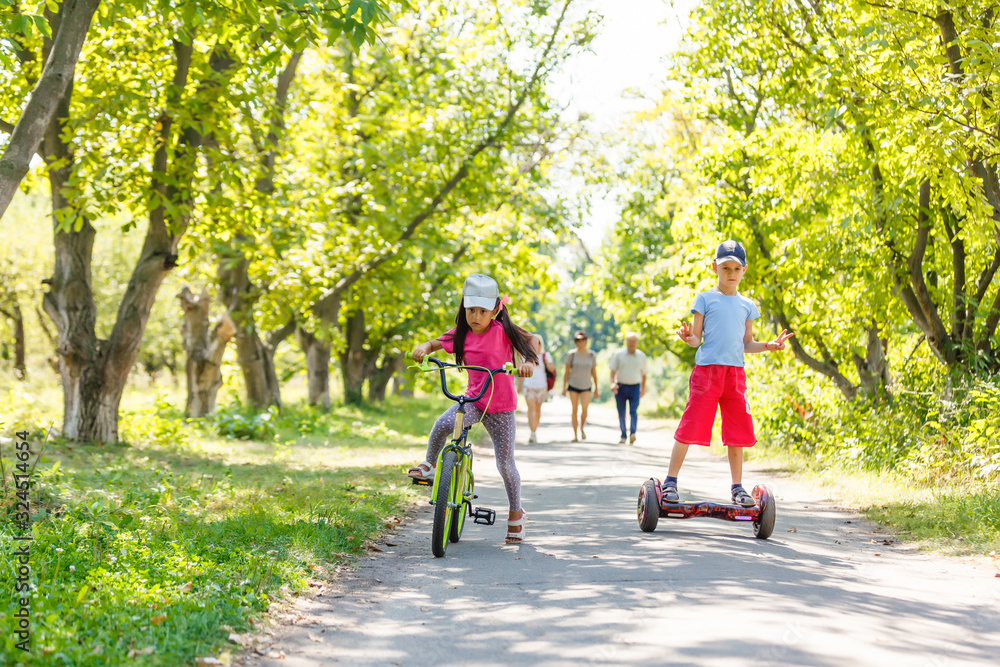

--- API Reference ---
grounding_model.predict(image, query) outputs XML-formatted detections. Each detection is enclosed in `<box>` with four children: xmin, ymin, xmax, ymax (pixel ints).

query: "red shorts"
<box><xmin>674</xmin><ymin>365</ymin><xmax>756</xmax><ymax>447</ymax></box>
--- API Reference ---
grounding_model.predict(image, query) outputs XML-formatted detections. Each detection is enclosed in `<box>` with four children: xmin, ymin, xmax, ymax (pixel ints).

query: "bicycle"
<box><xmin>405</xmin><ymin>352</ymin><xmax>519</xmax><ymax>557</ymax></box>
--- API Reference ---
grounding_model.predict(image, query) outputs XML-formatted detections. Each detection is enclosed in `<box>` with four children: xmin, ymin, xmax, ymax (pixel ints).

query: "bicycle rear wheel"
<box><xmin>432</xmin><ymin>450</ymin><xmax>458</xmax><ymax>557</ymax></box>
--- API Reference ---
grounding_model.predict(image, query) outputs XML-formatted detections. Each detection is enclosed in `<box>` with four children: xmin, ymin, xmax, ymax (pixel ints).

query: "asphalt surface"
<box><xmin>246</xmin><ymin>398</ymin><xmax>1000</xmax><ymax>667</ymax></box>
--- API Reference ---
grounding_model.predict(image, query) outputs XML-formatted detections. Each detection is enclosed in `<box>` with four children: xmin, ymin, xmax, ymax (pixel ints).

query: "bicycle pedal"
<box><xmin>472</xmin><ymin>507</ymin><xmax>496</xmax><ymax>525</ymax></box>
<box><xmin>411</xmin><ymin>478</ymin><xmax>431</xmax><ymax>486</ymax></box>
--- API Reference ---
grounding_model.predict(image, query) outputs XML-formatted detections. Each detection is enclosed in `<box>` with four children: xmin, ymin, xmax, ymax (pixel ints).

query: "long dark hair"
<box><xmin>442</xmin><ymin>298</ymin><xmax>539</xmax><ymax>367</ymax></box>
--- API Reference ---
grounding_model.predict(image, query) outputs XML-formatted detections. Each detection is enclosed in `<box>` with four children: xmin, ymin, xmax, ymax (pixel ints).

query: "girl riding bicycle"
<box><xmin>408</xmin><ymin>273</ymin><xmax>538</xmax><ymax>544</ymax></box>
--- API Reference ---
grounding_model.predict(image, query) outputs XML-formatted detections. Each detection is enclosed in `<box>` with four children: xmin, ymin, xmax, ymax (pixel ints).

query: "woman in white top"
<box><xmin>517</xmin><ymin>334</ymin><xmax>554</xmax><ymax>443</ymax></box>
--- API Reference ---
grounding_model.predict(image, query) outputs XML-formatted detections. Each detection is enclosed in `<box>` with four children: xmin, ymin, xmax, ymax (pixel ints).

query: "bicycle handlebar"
<box><xmin>405</xmin><ymin>352</ymin><xmax>519</xmax><ymax>404</ymax></box>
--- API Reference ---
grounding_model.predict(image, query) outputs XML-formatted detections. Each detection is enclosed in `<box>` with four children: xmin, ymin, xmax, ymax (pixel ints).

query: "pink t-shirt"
<box><xmin>437</xmin><ymin>320</ymin><xmax>516</xmax><ymax>413</ymax></box>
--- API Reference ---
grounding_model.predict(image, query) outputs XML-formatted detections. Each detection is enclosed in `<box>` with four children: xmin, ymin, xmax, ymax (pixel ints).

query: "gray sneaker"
<box><xmin>732</xmin><ymin>486</ymin><xmax>756</xmax><ymax>507</ymax></box>
<box><xmin>661</xmin><ymin>480</ymin><xmax>679</xmax><ymax>502</ymax></box>
<box><xmin>618</xmin><ymin>437</ymin><xmax>627</xmax><ymax>445</ymax></box>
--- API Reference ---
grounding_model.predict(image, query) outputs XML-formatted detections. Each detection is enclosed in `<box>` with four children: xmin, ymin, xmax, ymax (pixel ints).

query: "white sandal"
<box><xmin>407</xmin><ymin>461</ymin><xmax>434</xmax><ymax>480</ymax></box>
<box><xmin>505</xmin><ymin>510</ymin><xmax>525</xmax><ymax>544</ymax></box>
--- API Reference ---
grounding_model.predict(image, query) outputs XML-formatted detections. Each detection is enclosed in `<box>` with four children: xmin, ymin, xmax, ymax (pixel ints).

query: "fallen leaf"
<box><xmin>127</xmin><ymin>647</ymin><xmax>156</xmax><ymax>658</ymax></box>
<box><xmin>787</xmin><ymin>527</ymin><xmax>797</xmax><ymax>533</ymax></box>
<box><xmin>384</xmin><ymin>543</ymin><xmax>398</xmax><ymax>547</ymax></box>
<box><xmin>177</xmin><ymin>581</ymin><xmax>193</xmax><ymax>593</ymax></box>
<box><xmin>834</xmin><ymin>540</ymin><xmax>841</xmax><ymax>544</ymax></box>
<box><xmin>994</xmin><ymin>573</ymin><xmax>999</xmax><ymax>578</ymax></box>
<box><xmin>195</xmin><ymin>658</ymin><xmax>222</xmax><ymax>666</ymax></box>
<box><xmin>308</xmin><ymin>632</ymin><xmax>324</xmax><ymax>643</ymax></box>
<box><xmin>875</xmin><ymin>553</ymin><xmax>881</xmax><ymax>557</ymax></box>
<box><xmin>227</xmin><ymin>633</ymin><xmax>245</xmax><ymax>646</ymax></box>
<box><xmin>267</xmin><ymin>650</ymin><xmax>286</xmax><ymax>659</ymax></box>
<box><xmin>367</xmin><ymin>543</ymin><xmax>384</xmax><ymax>552</ymax></box>
<box><xmin>882</xmin><ymin>539</ymin><xmax>893</xmax><ymax>545</ymax></box>
<box><xmin>591</xmin><ymin>555</ymin><xmax>600</xmax><ymax>558</ymax></box>
<box><xmin>151</xmin><ymin>614</ymin><xmax>167</xmax><ymax>626</ymax></box>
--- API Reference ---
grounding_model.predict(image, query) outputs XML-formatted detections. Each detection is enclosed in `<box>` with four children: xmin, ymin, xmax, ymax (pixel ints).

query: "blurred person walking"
<box><xmin>518</xmin><ymin>334</ymin><xmax>555</xmax><ymax>443</ymax></box>
<box><xmin>609</xmin><ymin>331</ymin><xmax>648</xmax><ymax>445</ymax></box>
<box><xmin>562</xmin><ymin>330</ymin><xmax>599</xmax><ymax>442</ymax></box>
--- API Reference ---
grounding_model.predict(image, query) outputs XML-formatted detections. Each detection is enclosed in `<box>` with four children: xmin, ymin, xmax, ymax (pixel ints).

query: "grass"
<box><xmin>747</xmin><ymin>442</ymin><xmax>1000</xmax><ymax>556</ymax></box>
<box><xmin>0</xmin><ymin>379</ymin><xmax>449</xmax><ymax>666</ymax></box>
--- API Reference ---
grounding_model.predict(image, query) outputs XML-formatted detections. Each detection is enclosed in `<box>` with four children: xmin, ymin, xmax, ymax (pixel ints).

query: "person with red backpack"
<box><xmin>517</xmin><ymin>334</ymin><xmax>555</xmax><ymax>443</ymax></box>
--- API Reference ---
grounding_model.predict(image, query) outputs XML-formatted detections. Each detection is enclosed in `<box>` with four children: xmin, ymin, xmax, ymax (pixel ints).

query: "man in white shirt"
<box><xmin>609</xmin><ymin>332</ymin><xmax>648</xmax><ymax>445</ymax></box>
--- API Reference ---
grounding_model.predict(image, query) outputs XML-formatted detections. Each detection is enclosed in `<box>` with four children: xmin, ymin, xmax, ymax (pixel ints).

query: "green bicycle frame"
<box><xmin>430</xmin><ymin>408</ymin><xmax>474</xmax><ymax>514</ymax></box>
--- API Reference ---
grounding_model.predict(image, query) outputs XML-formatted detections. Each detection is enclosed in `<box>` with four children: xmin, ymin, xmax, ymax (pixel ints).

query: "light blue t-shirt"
<box><xmin>691</xmin><ymin>290</ymin><xmax>760</xmax><ymax>367</ymax></box>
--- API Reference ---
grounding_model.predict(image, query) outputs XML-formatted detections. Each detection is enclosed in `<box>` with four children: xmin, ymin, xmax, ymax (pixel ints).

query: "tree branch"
<box><xmin>0</xmin><ymin>0</ymin><xmax>101</xmax><ymax>219</ymax></box>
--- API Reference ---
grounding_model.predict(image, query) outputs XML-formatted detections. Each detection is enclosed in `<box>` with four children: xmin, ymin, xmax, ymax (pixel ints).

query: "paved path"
<box><xmin>248</xmin><ymin>398</ymin><xmax>1000</xmax><ymax>666</ymax></box>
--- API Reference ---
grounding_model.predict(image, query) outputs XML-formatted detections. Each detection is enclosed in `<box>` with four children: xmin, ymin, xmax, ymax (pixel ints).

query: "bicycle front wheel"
<box><xmin>450</xmin><ymin>468</ymin><xmax>472</xmax><ymax>543</ymax></box>
<box><xmin>431</xmin><ymin>450</ymin><xmax>458</xmax><ymax>557</ymax></box>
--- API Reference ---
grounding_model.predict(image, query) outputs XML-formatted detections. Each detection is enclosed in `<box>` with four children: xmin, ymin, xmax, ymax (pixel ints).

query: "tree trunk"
<box><xmin>178</xmin><ymin>286</ymin><xmax>235</xmax><ymax>417</ymax></box>
<box><xmin>218</xmin><ymin>246</ymin><xmax>283</xmax><ymax>411</ymax></box>
<box><xmin>0</xmin><ymin>302</ymin><xmax>27</xmax><ymax>379</ymax></box>
<box><xmin>233</xmin><ymin>329</ymin><xmax>282</xmax><ymax>410</ymax></box>
<box><xmin>296</xmin><ymin>327</ymin><xmax>331</xmax><ymax>410</ymax></box>
<box><xmin>0</xmin><ymin>0</ymin><xmax>101</xmax><ymax>219</ymax></box>
<box><xmin>338</xmin><ymin>310</ymin><xmax>367</xmax><ymax>405</ymax></box>
<box><xmin>367</xmin><ymin>352</ymin><xmax>401</xmax><ymax>402</ymax></box>
<box><xmin>40</xmin><ymin>84</ymin><xmax>102</xmax><ymax>440</ymax></box>
<box><xmin>393</xmin><ymin>363</ymin><xmax>413</xmax><ymax>398</ymax></box>
<box><xmin>34</xmin><ymin>303</ymin><xmax>61</xmax><ymax>374</ymax></box>
<box><xmin>853</xmin><ymin>324</ymin><xmax>890</xmax><ymax>400</ymax></box>
<box><xmin>12</xmin><ymin>302</ymin><xmax>25</xmax><ymax>380</ymax></box>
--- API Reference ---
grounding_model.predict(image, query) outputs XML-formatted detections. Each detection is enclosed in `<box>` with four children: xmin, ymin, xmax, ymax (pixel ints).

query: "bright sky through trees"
<box><xmin>549</xmin><ymin>0</ymin><xmax>696</xmax><ymax>250</ymax></box>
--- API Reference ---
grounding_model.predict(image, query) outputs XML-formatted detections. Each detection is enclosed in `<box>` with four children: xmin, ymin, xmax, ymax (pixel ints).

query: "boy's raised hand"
<box><xmin>676</xmin><ymin>321</ymin><xmax>698</xmax><ymax>346</ymax></box>
<box><xmin>767</xmin><ymin>329</ymin><xmax>795</xmax><ymax>351</ymax></box>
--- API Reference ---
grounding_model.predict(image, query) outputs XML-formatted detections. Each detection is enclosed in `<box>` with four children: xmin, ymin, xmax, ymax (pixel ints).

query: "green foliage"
<box><xmin>753</xmin><ymin>348</ymin><xmax>1000</xmax><ymax>483</ymax></box>
<box><xmin>119</xmin><ymin>396</ymin><xmax>189</xmax><ymax>448</ymax></box>
<box><xmin>209</xmin><ymin>402</ymin><xmax>280</xmax><ymax>441</ymax></box>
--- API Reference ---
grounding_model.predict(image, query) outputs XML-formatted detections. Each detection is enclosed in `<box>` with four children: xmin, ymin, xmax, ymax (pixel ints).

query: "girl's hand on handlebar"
<box><xmin>412</xmin><ymin>345</ymin><xmax>428</xmax><ymax>363</ymax></box>
<box><xmin>517</xmin><ymin>361</ymin><xmax>535</xmax><ymax>377</ymax></box>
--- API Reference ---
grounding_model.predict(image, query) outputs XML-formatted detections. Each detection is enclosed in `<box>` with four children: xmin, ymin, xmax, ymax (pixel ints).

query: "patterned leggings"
<box><xmin>426</xmin><ymin>403</ymin><xmax>520</xmax><ymax>513</ymax></box>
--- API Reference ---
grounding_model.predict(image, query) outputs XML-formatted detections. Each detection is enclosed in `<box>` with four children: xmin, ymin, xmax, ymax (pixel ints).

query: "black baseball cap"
<box><xmin>714</xmin><ymin>239</ymin><xmax>747</xmax><ymax>267</ymax></box>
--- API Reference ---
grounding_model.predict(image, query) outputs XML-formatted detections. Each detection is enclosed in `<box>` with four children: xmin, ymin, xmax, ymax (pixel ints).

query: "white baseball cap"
<box><xmin>462</xmin><ymin>273</ymin><xmax>499</xmax><ymax>310</ymax></box>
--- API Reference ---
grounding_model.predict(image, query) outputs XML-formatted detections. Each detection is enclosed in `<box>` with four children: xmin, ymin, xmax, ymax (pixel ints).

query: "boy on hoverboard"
<box><xmin>663</xmin><ymin>240</ymin><xmax>794</xmax><ymax>507</ymax></box>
